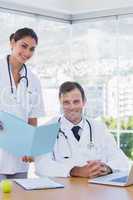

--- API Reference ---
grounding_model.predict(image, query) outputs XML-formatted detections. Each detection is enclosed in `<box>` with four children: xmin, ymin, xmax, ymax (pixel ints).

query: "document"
<box><xmin>14</xmin><ymin>178</ymin><xmax>64</xmax><ymax>190</ymax></box>
<box><xmin>0</xmin><ymin>111</ymin><xmax>59</xmax><ymax>157</ymax></box>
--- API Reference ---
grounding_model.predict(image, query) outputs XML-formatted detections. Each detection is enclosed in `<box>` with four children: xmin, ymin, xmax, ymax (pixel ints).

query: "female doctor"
<box><xmin>35</xmin><ymin>81</ymin><xmax>129</xmax><ymax>178</ymax></box>
<box><xmin>0</xmin><ymin>27</ymin><xmax>44</xmax><ymax>180</ymax></box>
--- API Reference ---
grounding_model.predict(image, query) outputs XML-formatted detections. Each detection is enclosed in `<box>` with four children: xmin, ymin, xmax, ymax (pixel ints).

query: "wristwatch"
<box><xmin>105</xmin><ymin>165</ymin><xmax>113</xmax><ymax>174</ymax></box>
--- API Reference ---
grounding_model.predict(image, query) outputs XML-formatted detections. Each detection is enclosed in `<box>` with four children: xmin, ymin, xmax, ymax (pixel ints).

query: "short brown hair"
<box><xmin>59</xmin><ymin>81</ymin><xmax>86</xmax><ymax>101</ymax></box>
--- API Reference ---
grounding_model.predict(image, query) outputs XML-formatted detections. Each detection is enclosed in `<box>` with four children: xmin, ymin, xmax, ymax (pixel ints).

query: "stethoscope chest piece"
<box><xmin>87</xmin><ymin>142</ymin><xmax>94</xmax><ymax>150</ymax></box>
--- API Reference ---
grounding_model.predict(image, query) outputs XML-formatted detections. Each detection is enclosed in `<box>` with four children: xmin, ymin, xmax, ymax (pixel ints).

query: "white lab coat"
<box><xmin>35</xmin><ymin>116</ymin><xmax>129</xmax><ymax>177</ymax></box>
<box><xmin>0</xmin><ymin>56</ymin><xmax>45</xmax><ymax>174</ymax></box>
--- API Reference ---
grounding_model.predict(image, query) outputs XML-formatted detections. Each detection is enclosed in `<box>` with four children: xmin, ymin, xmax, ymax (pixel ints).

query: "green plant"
<box><xmin>120</xmin><ymin>133</ymin><xmax>133</xmax><ymax>160</ymax></box>
<box><xmin>102</xmin><ymin>116</ymin><xmax>116</xmax><ymax>129</ymax></box>
<box><xmin>127</xmin><ymin>117</ymin><xmax>133</xmax><ymax>130</ymax></box>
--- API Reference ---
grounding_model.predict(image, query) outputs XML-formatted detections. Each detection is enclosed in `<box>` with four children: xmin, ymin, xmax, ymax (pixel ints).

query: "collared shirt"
<box><xmin>59</xmin><ymin>116</ymin><xmax>84</xmax><ymax>138</ymax></box>
<box><xmin>0</xmin><ymin>56</ymin><xmax>45</xmax><ymax>174</ymax></box>
<box><xmin>35</xmin><ymin>116</ymin><xmax>129</xmax><ymax>177</ymax></box>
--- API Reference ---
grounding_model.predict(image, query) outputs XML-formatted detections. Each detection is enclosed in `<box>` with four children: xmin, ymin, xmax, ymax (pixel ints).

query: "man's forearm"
<box><xmin>70</xmin><ymin>164</ymin><xmax>112</xmax><ymax>178</ymax></box>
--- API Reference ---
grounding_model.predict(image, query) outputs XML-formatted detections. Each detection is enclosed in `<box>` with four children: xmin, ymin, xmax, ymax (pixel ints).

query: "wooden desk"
<box><xmin>0</xmin><ymin>177</ymin><xmax>133</xmax><ymax>200</ymax></box>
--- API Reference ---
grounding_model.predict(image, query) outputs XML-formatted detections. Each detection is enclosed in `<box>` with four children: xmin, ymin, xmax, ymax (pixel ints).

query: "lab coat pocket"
<box><xmin>55</xmin><ymin>135</ymin><xmax>72</xmax><ymax>160</ymax></box>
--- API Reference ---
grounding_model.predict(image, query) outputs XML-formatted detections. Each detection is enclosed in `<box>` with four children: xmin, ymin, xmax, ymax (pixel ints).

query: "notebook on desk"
<box><xmin>14</xmin><ymin>178</ymin><xmax>64</xmax><ymax>190</ymax></box>
<box><xmin>89</xmin><ymin>165</ymin><xmax>133</xmax><ymax>187</ymax></box>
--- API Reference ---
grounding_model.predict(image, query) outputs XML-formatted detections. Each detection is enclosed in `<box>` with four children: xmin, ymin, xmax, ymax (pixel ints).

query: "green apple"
<box><xmin>0</xmin><ymin>180</ymin><xmax>12</xmax><ymax>193</ymax></box>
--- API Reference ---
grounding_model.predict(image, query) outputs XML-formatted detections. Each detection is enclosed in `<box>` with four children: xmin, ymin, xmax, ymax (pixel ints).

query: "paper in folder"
<box><xmin>0</xmin><ymin>111</ymin><xmax>59</xmax><ymax>157</ymax></box>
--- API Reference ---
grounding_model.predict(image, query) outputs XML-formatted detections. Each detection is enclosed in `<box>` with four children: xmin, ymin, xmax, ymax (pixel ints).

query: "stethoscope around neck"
<box><xmin>7</xmin><ymin>55</ymin><xmax>29</xmax><ymax>94</ymax></box>
<box><xmin>54</xmin><ymin>117</ymin><xmax>94</xmax><ymax>159</ymax></box>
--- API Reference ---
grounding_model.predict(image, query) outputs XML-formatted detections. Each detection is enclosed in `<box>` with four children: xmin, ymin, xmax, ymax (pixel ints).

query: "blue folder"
<box><xmin>0</xmin><ymin>111</ymin><xmax>59</xmax><ymax>157</ymax></box>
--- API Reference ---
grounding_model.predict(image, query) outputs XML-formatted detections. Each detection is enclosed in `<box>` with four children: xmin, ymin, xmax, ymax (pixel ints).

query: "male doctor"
<box><xmin>35</xmin><ymin>81</ymin><xmax>129</xmax><ymax>178</ymax></box>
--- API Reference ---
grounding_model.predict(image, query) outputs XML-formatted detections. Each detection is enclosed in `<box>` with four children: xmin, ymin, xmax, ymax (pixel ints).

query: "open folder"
<box><xmin>0</xmin><ymin>111</ymin><xmax>59</xmax><ymax>157</ymax></box>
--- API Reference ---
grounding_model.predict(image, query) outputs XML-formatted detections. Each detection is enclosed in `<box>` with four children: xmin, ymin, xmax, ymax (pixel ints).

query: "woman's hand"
<box><xmin>22</xmin><ymin>156</ymin><xmax>34</xmax><ymax>163</ymax></box>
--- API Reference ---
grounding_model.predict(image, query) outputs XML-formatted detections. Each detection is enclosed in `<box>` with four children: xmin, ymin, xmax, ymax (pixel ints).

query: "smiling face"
<box><xmin>11</xmin><ymin>36</ymin><xmax>37</xmax><ymax>64</ymax></box>
<box><xmin>59</xmin><ymin>88</ymin><xmax>86</xmax><ymax>124</ymax></box>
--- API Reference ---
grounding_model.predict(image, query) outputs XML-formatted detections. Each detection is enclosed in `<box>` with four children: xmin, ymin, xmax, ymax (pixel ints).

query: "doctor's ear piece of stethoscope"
<box><xmin>0</xmin><ymin>121</ymin><xmax>4</xmax><ymax>131</ymax></box>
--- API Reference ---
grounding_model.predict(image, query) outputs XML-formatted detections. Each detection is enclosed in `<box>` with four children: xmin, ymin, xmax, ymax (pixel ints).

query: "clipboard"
<box><xmin>14</xmin><ymin>178</ymin><xmax>64</xmax><ymax>190</ymax></box>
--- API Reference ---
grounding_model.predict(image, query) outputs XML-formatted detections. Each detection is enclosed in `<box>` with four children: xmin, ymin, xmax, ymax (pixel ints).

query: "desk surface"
<box><xmin>0</xmin><ymin>177</ymin><xmax>133</xmax><ymax>200</ymax></box>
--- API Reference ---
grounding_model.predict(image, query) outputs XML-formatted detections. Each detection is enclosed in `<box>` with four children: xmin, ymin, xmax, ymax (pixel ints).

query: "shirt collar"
<box><xmin>9</xmin><ymin>62</ymin><xmax>26</xmax><ymax>77</ymax></box>
<box><xmin>61</xmin><ymin>115</ymin><xmax>84</xmax><ymax>130</ymax></box>
<box><xmin>19</xmin><ymin>65</ymin><xmax>26</xmax><ymax>76</ymax></box>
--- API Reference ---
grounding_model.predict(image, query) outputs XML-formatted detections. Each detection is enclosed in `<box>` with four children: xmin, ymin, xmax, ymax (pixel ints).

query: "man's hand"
<box><xmin>70</xmin><ymin>160</ymin><xmax>112</xmax><ymax>178</ymax></box>
<box><xmin>22</xmin><ymin>156</ymin><xmax>34</xmax><ymax>163</ymax></box>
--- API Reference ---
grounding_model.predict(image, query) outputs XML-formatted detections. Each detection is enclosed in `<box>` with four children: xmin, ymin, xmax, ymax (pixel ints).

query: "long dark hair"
<box><xmin>11</xmin><ymin>27</ymin><xmax>38</xmax><ymax>44</ymax></box>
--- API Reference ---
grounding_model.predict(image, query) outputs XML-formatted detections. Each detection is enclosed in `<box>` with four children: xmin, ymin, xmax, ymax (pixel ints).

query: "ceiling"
<box><xmin>0</xmin><ymin>0</ymin><xmax>133</xmax><ymax>22</ymax></box>
<box><xmin>0</xmin><ymin>0</ymin><xmax>133</xmax><ymax>14</ymax></box>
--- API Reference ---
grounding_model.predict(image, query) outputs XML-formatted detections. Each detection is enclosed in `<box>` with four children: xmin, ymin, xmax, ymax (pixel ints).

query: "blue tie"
<box><xmin>71</xmin><ymin>126</ymin><xmax>80</xmax><ymax>141</ymax></box>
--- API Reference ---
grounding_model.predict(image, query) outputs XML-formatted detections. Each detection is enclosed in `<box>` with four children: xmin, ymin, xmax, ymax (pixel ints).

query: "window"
<box><xmin>0</xmin><ymin>9</ymin><xmax>133</xmax><ymax>159</ymax></box>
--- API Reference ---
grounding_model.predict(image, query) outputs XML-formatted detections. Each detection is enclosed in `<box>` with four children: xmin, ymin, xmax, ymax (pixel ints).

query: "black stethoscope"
<box><xmin>7</xmin><ymin>55</ymin><xmax>29</xmax><ymax>94</ymax></box>
<box><xmin>53</xmin><ymin>118</ymin><xmax>94</xmax><ymax>159</ymax></box>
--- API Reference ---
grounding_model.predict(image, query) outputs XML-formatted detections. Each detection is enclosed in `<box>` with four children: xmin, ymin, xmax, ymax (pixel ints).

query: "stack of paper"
<box><xmin>0</xmin><ymin>111</ymin><xmax>59</xmax><ymax>156</ymax></box>
<box><xmin>14</xmin><ymin>178</ymin><xmax>64</xmax><ymax>190</ymax></box>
